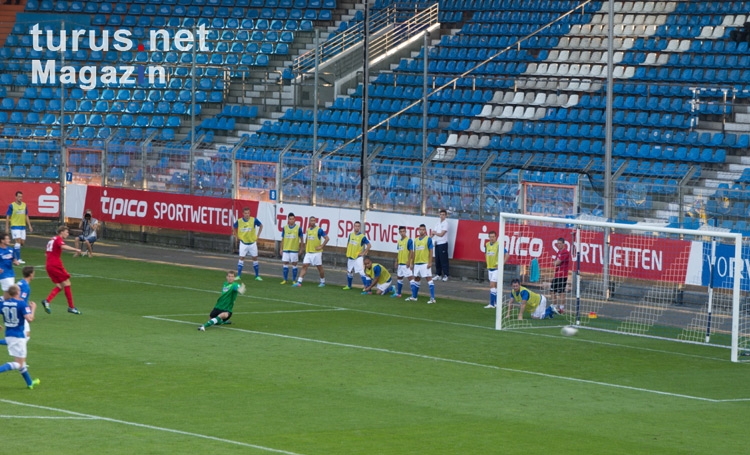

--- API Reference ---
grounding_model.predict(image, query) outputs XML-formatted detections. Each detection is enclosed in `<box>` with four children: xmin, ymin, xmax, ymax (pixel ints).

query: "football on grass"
<box><xmin>561</xmin><ymin>326</ymin><xmax>578</xmax><ymax>337</ymax></box>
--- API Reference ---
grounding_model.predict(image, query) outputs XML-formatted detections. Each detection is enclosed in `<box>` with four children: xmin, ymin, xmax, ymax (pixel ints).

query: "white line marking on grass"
<box><xmin>148</xmin><ymin>309</ymin><xmax>347</xmax><ymax>318</ymax></box>
<box><xmin>0</xmin><ymin>415</ymin><xmax>94</xmax><ymax>420</ymax></box>
<box><xmin>87</xmin><ymin>274</ymin><xmax>735</xmax><ymax>363</ymax></box>
<box><xmin>147</xmin><ymin>315</ymin><xmax>735</xmax><ymax>403</ymax></box>
<box><xmin>0</xmin><ymin>399</ymin><xmax>307</xmax><ymax>455</ymax></box>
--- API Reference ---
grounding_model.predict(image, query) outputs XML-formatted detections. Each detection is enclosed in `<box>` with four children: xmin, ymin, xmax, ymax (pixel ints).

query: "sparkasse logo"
<box><xmin>29</xmin><ymin>24</ymin><xmax>210</xmax><ymax>89</ymax></box>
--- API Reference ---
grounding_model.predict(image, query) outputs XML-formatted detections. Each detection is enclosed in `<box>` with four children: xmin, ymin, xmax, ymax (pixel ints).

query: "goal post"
<box><xmin>497</xmin><ymin>212</ymin><xmax>748</xmax><ymax>362</ymax></box>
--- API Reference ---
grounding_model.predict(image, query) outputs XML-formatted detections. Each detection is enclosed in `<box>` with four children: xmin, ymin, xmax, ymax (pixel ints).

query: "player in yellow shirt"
<box><xmin>232</xmin><ymin>207</ymin><xmax>263</xmax><ymax>280</ymax></box>
<box><xmin>293</xmin><ymin>216</ymin><xmax>329</xmax><ymax>287</ymax></box>
<box><xmin>394</xmin><ymin>226</ymin><xmax>413</xmax><ymax>298</ymax></box>
<box><xmin>506</xmin><ymin>278</ymin><xmax>556</xmax><ymax>320</ymax></box>
<box><xmin>483</xmin><ymin>231</ymin><xmax>510</xmax><ymax>309</ymax></box>
<box><xmin>342</xmin><ymin>221</ymin><xmax>371</xmax><ymax>291</ymax></box>
<box><xmin>362</xmin><ymin>256</ymin><xmax>399</xmax><ymax>296</ymax></box>
<box><xmin>280</xmin><ymin>212</ymin><xmax>304</xmax><ymax>284</ymax></box>
<box><xmin>405</xmin><ymin>224</ymin><xmax>436</xmax><ymax>304</ymax></box>
<box><xmin>5</xmin><ymin>191</ymin><xmax>33</xmax><ymax>264</ymax></box>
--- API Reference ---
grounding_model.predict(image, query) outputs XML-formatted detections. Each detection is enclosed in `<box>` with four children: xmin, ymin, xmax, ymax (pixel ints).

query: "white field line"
<box><xmin>148</xmin><ymin>315</ymin><xmax>746</xmax><ymax>403</ymax></box>
<box><xmin>0</xmin><ymin>399</ymin><xmax>307</xmax><ymax>455</ymax></box>
<box><xmin>149</xmin><ymin>309</ymin><xmax>347</xmax><ymax>318</ymax></box>
<box><xmin>78</xmin><ymin>274</ymin><xmax>737</xmax><ymax>363</ymax></box>
<box><xmin>0</xmin><ymin>415</ymin><xmax>94</xmax><ymax>419</ymax></box>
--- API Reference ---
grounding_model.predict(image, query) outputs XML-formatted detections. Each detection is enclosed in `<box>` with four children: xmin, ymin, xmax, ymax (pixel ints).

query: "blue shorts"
<box><xmin>78</xmin><ymin>235</ymin><xmax>97</xmax><ymax>244</ymax></box>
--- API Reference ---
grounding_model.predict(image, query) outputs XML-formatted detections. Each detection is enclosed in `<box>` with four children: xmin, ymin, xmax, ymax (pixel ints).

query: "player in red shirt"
<box><xmin>42</xmin><ymin>225</ymin><xmax>82</xmax><ymax>315</ymax></box>
<box><xmin>551</xmin><ymin>237</ymin><xmax>571</xmax><ymax>314</ymax></box>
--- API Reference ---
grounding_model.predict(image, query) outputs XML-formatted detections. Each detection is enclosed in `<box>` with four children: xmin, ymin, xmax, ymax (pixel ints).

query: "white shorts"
<box><xmin>487</xmin><ymin>269</ymin><xmax>498</xmax><ymax>283</ymax></box>
<box><xmin>25</xmin><ymin>319</ymin><xmax>30</xmax><ymax>337</ymax></box>
<box><xmin>375</xmin><ymin>279</ymin><xmax>393</xmax><ymax>294</ymax></box>
<box><xmin>397</xmin><ymin>264</ymin><xmax>413</xmax><ymax>278</ymax></box>
<box><xmin>0</xmin><ymin>277</ymin><xmax>15</xmax><ymax>291</ymax></box>
<box><xmin>239</xmin><ymin>242</ymin><xmax>258</xmax><ymax>258</ymax></box>
<box><xmin>303</xmin><ymin>252</ymin><xmax>322</xmax><ymax>266</ymax></box>
<box><xmin>531</xmin><ymin>295</ymin><xmax>548</xmax><ymax>319</ymax></box>
<box><xmin>347</xmin><ymin>257</ymin><xmax>364</xmax><ymax>275</ymax></box>
<box><xmin>413</xmin><ymin>264</ymin><xmax>432</xmax><ymax>279</ymax></box>
<box><xmin>282</xmin><ymin>252</ymin><xmax>299</xmax><ymax>264</ymax></box>
<box><xmin>10</xmin><ymin>229</ymin><xmax>26</xmax><ymax>241</ymax></box>
<box><xmin>6</xmin><ymin>336</ymin><xmax>27</xmax><ymax>358</ymax></box>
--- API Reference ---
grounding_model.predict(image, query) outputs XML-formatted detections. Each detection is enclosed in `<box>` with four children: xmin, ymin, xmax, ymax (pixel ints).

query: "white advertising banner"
<box><xmin>274</xmin><ymin>204</ymin><xmax>458</xmax><ymax>256</ymax></box>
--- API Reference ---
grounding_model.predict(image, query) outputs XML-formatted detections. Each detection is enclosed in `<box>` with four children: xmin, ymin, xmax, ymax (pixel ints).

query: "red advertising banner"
<box><xmin>83</xmin><ymin>186</ymin><xmax>258</xmax><ymax>235</ymax></box>
<box><xmin>453</xmin><ymin>220</ymin><xmax>691</xmax><ymax>282</ymax></box>
<box><xmin>0</xmin><ymin>181</ymin><xmax>60</xmax><ymax>217</ymax></box>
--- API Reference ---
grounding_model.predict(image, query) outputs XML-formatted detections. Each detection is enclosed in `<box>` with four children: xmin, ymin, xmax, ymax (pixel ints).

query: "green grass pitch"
<box><xmin>1</xmin><ymin>248</ymin><xmax>747</xmax><ymax>454</ymax></box>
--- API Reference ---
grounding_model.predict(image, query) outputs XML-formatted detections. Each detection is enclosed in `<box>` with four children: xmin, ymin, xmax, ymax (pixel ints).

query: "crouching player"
<box><xmin>0</xmin><ymin>284</ymin><xmax>40</xmax><ymax>389</ymax></box>
<box><xmin>198</xmin><ymin>271</ymin><xmax>246</xmax><ymax>331</ymax></box>
<box><xmin>362</xmin><ymin>256</ymin><xmax>398</xmax><ymax>297</ymax></box>
<box><xmin>506</xmin><ymin>278</ymin><xmax>557</xmax><ymax>320</ymax></box>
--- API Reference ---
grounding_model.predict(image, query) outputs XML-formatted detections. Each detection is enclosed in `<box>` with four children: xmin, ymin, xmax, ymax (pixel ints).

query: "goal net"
<box><xmin>497</xmin><ymin>212</ymin><xmax>749</xmax><ymax>362</ymax></box>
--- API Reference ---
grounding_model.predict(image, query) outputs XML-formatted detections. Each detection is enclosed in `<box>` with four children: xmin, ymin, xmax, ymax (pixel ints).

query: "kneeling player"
<box><xmin>362</xmin><ymin>256</ymin><xmax>398</xmax><ymax>297</ymax></box>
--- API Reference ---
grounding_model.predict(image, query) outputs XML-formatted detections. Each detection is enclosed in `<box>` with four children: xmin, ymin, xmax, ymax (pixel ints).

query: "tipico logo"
<box><xmin>29</xmin><ymin>24</ymin><xmax>210</xmax><ymax>90</ymax></box>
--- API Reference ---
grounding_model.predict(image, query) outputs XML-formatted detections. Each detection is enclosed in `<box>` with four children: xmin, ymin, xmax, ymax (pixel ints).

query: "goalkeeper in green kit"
<box><xmin>198</xmin><ymin>271</ymin><xmax>246</xmax><ymax>331</ymax></box>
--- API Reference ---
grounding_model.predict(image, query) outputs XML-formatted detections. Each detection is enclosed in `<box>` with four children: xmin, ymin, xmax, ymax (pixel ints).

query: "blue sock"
<box><xmin>429</xmin><ymin>281</ymin><xmax>435</xmax><ymax>299</ymax></box>
<box><xmin>361</xmin><ymin>275</ymin><xmax>370</xmax><ymax>287</ymax></box>
<box><xmin>544</xmin><ymin>307</ymin><xmax>554</xmax><ymax>319</ymax></box>
<box><xmin>397</xmin><ymin>279</ymin><xmax>403</xmax><ymax>295</ymax></box>
<box><xmin>14</xmin><ymin>244</ymin><xmax>20</xmax><ymax>261</ymax></box>
<box><xmin>237</xmin><ymin>260</ymin><xmax>244</xmax><ymax>276</ymax></box>
<box><xmin>283</xmin><ymin>266</ymin><xmax>289</xmax><ymax>281</ymax></box>
<box><xmin>347</xmin><ymin>274</ymin><xmax>353</xmax><ymax>288</ymax></box>
<box><xmin>253</xmin><ymin>261</ymin><xmax>259</xmax><ymax>277</ymax></box>
<box><xmin>490</xmin><ymin>289</ymin><xmax>497</xmax><ymax>307</ymax></box>
<box><xmin>0</xmin><ymin>339</ymin><xmax>6</xmax><ymax>345</ymax></box>
<box><xmin>20</xmin><ymin>366</ymin><xmax>31</xmax><ymax>386</ymax></box>
<box><xmin>411</xmin><ymin>281</ymin><xmax>419</xmax><ymax>298</ymax></box>
<box><xmin>0</xmin><ymin>362</ymin><xmax>12</xmax><ymax>373</ymax></box>
<box><xmin>292</xmin><ymin>267</ymin><xmax>298</xmax><ymax>281</ymax></box>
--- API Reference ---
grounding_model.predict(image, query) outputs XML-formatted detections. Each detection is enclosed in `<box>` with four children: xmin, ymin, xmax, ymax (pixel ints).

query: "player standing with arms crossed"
<box><xmin>405</xmin><ymin>224</ymin><xmax>436</xmax><ymax>304</ymax></box>
<box><xmin>5</xmin><ymin>191</ymin><xmax>33</xmax><ymax>264</ymax></box>
<box><xmin>342</xmin><ymin>221</ymin><xmax>371</xmax><ymax>291</ymax></box>
<box><xmin>293</xmin><ymin>216</ymin><xmax>329</xmax><ymax>287</ymax></box>
<box><xmin>394</xmin><ymin>226</ymin><xmax>413</xmax><ymax>298</ymax></box>
<box><xmin>280</xmin><ymin>212</ymin><xmax>304</xmax><ymax>284</ymax></box>
<box><xmin>41</xmin><ymin>226</ymin><xmax>82</xmax><ymax>315</ymax></box>
<box><xmin>233</xmin><ymin>207</ymin><xmax>263</xmax><ymax>281</ymax></box>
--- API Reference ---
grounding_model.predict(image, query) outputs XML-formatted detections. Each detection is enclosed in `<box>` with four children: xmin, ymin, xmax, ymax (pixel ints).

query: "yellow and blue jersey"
<box><xmin>485</xmin><ymin>241</ymin><xmax>500</xmax><ymax>270</ymax></box>
<box><xmin>511</xmin><ymin>286</ymin><xmax>542</xmax><ymax>312</ymax></box>
<box><xmin>305</xmin><ymin>227</ymin><xmax>326</xmax><ymax>253</ymax></box>
<box><xmin>365</xmin><ymin>263</ymin><xmax>392</xmax><ymax>285</ymax></box>
<box><xmin>282</xmin><ymin>223</ymin><xmax>304</xmax><ymax>252</ymax></box>
<box><xmin>345</xmin><ymin>232</ymin><xmax>369</xmax><ymax>259</ymax></box>
<box><xmin>413</xmin><ymin>235</ymin><xmax>433</xmax><ymax>264</ymax></box>
<box><xmin>397</xmin><ymin>237</ymin><xmax>413</xmax><ymax>265</ymax></box>
<box><xmin>234</xmin><ymin>216</ymin><xmax>261</xmax><ymax>244</ymax></box>
<box><xmin>7</xmin><ymin>202</ymin><xmax>27</xmax><ymax>229</ymax></box>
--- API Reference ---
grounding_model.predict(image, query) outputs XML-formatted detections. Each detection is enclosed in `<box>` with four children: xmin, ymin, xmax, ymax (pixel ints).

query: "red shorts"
<box><xmin>46</xmin><ymin>263</ymin><xmax>70</xmax><ymax>284</ymax></box>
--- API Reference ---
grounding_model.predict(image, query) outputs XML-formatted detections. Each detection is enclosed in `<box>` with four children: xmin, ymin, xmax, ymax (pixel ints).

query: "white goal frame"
<box><xmin>497</xmin><ymin>212</ymin><xmax>746</xmax><ymax>362</ymax></box>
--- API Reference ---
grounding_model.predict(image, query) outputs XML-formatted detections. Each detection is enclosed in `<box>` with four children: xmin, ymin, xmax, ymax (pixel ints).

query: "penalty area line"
<box><xmin>0</xmin><ymin>399</ymin><xmax>307</xmax><ymax>455</ymax></box>
<box><xmin>145</xmin><ymin>309</ymin><xmax>347</xmax><ymax>318</ymax></box>
<box><xmin>148</xmin><ymin>316</ymin><xmax>733</xmax><ymax>403</ymax></box>
<box><xmin>0</xmin><ymin>415</ymin><xmax>95</xmax><ymax>420</ymax></box>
